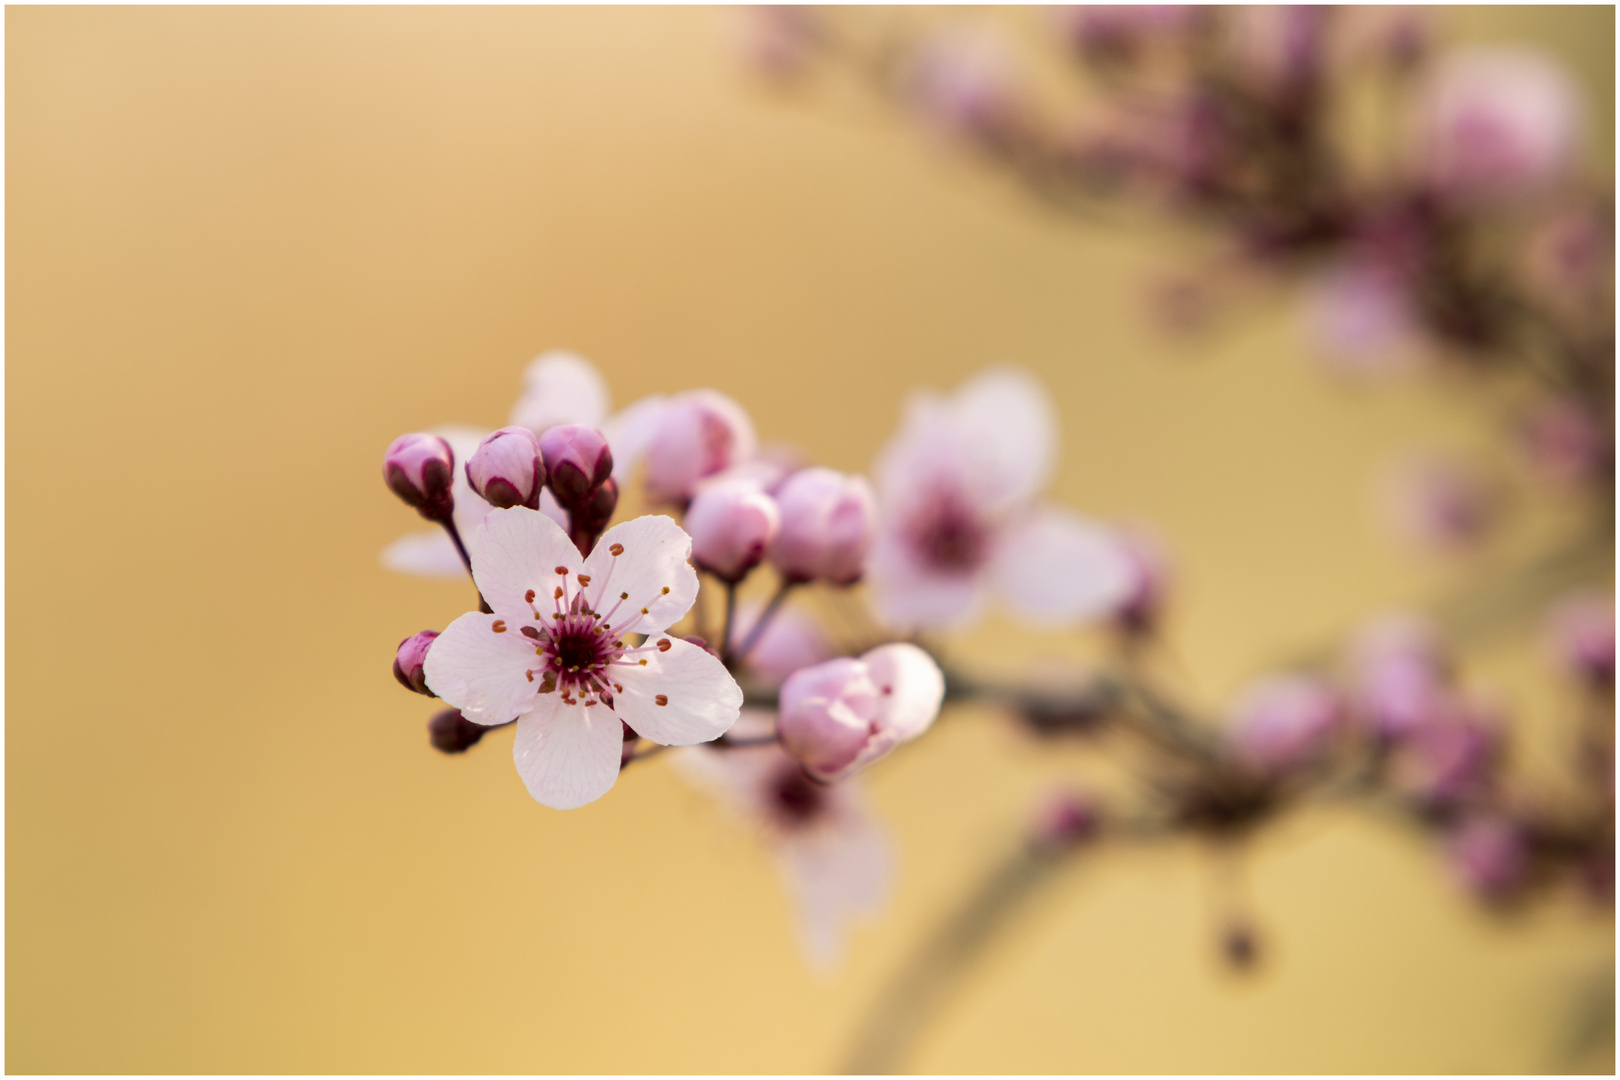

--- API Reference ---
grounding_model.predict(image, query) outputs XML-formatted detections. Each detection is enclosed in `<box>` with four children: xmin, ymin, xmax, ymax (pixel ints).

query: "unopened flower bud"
<box><xmin>1110</xmin><ymin>525</ymin><xmax>1169</xmax><ymax>633</ymax></box>
<box><xmin>770</xmin><ymin>468</ymin><xmax>878</xmax><ymax>585</ymax></box>
<box><xmin>1229</xmin><ymin>674</ymin><xmax>1343</xmax><ymax>773</ymax></box>
<box><xmin>540</xmin><ymin>424</ymin><xmax>614</xmax><ymax>507</ymax></box>
<box><xmin>393</xmin><ymin>630</ymin><xmax>440</xmax><ymax>696</ymax></box>
<box><xmin>1447</xmin><ymin>816</ymin><xmax>1529</xmax><ymax>898</ymax></box>
<box><xmin>1547</xmin><ymin>590</ymin><xmax>1615</xmax><ymax>686</ymax></box>
<box><xmin>428</xmin><ymin>708</ymin><xmax>490</xmax><ymax>754</ymax></box>
<box><xmin>466</xmin><ymin>426</ymin><xmax>545</xmax><ymax>510</ymax></box>
<box><xmin>685</xmin><ymin>477</ymin><xmax>781</xmax><ymax>583</ymax></box>
<box><xmin>778</xmin><ymin>643</ymin><xmax>945</xmax><ymax>783</ymax></box>
<box><xmin>1029</xmin><ymin>787</ymin><xmax>1102</xmax><ymax>854</ymax></box>
<box><xmin>642</xmin><ymin>391</ymin><xmax>757</xmax><ymax>505</ymax></box>
<box><xmin>1395</xmin><ymin>700</ymin><xmax>1501</xmax><ymax>807</ymax></box>
<box><xmin>383</xmin><ymin>433</ymin><xmax>456</xmax><ymax>521</ymax></box>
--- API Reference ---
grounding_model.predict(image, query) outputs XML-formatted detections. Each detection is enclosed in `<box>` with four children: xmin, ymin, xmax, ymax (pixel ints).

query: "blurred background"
<box><xmin>6</xmin><ymin>5</ymin><xmax>1613</xmax><ymax>1073</ymax></box>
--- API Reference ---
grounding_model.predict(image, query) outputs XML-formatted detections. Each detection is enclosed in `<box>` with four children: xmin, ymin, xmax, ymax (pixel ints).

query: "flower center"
<box><xmin>768</xmin><ymin>763</ymin><xmax>827</xmax><ymax>825</ymax></box>
<box><xmin>911</xmin><ymin>491</ymin><xmax>989</xmax><ymax>572</ymax></box>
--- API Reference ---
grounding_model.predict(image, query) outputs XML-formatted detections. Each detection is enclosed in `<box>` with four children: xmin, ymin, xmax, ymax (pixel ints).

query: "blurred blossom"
<box><xmin>423</xmin><ymin>509</ymin><xmax>742</xmax><ymax>810</ymax></box>
<box><xmin>731</xmin><ymin>601</ymin><xmax>833</xmax><ymax>687</ymax></box>
<box><xmin>902</xmin><ymin>28</ymin><xmax>1027</xmax><ymax>150</ymax></box>
<box><xmin>685</xmin><ymin>475</ymin><xmax>781</xmax><ymax>583</ymax></box>
<box><xmin>1305</xmin><ymin>258</ymin><xmax>1422</xmax><ymax>378</ymax></box>
<box><xmin>1393</xmin><ymin>698</ymin><xmax>1501</xmax><ymax>808</ymax></box>
<box><xmin>1029</xmin><ymin>786</ymin><xmax>1102</xmax><ymax>853</ymax></box>
<box><xmin>1446</xmin><ymin>815</ymin><xmax>1529</xmax><ymax>898</ymax></box>
<box><xmin>1525</xmin><ymin>207</ymin><xmax>1614</xmax><ymax>309</ymax></box>
<box><xmin>1546</xmin><ymin>590</ymin><xmax>1615</xmax><ymax>686</ymax></box>
<box><xmin>606</xmin><ymin>389</ymin><xmax>758</xmax><ymax>506</ymax></box>
<box><xmin>1228</xmin><ymin>5</ymin><xmax>1329</xmax><ymax>99</ymax></box>
<box><xmin>1519</xmin><ymin>396</ymin><xmax>1609</xmax><ymax>487</ymax></box>
<box><xmin>735</xmin><ymin>5</ymin><xmax>820</xmax><ymax>82</ymax></box>
<box><xmin>1344</xmin><ymin>5</ymin><xmax>1432</xmax><ymax>72</ymax></box>
<box><xmin>509</xmin><ymin>350</ymin><xmax>610</xmax><ymax>437</ymax></box>
<box><xmin>1415</xmin><ymin>48</ymin><xmax>1582</xmax><ymax>203</ymax></box>
<box><xmin>770</xmin><ymin>467</ymin><xmax>879</xmax><ymax>586</ymax></box>
<box><xmin>1109</xmin><ymin>524</ymin><xmax>1170</xmax><ymax>634</ymax></box>
<box><xmin>1054</xmin><ymin>5</ymin><xmax>1199</xmax><ymax>66</ymax></box>
<box><xmin>677</xmin><ymin>714</ymin><xmax>891</xmax><ymax>970</ymax></box>
<box><xmin>778</xmin><ymin>644</ymin><xmax>945</xmax><ymax>783</ymax></box>
<box><xmin>1349</xmin><ymin>613</ymin><xmax>1450</xmax><ymax>739</ymax></box>
<box><xmin>1228</xmin><ymin>674</ymin><xmax>1343</xmax><ymax>773</ymax></box>
<box><xmin>868</xmin><ymin>368</ymin><xmax>1132</xmax><ymax>630</ymax></box>
<box><xmin>1380</xmin><ymin>451</ymin><xmax>1495</xmax><ymax>553</ymax></box>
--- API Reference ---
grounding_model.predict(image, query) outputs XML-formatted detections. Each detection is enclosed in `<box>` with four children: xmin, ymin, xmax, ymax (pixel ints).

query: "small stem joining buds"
<box><xmin>466</xmin><ymin>426</ymin><xmax>546</xmax><ymax>510</ymax></box>
<box><xmin>393</xmin><ymin>630</ymin><xmax>440</xmax><ymax>696</ymax></box>
<box><xmin>383</xmin><ymin>433</ymin><xmax>456</xmax><ymax>522</ymax></box>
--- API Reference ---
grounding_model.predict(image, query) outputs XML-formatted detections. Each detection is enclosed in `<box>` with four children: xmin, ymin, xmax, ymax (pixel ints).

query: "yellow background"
<box><xmin>7</xmin><ymin>6</ymin><xmax>1613</xmax><ymax>1073</ymax></box>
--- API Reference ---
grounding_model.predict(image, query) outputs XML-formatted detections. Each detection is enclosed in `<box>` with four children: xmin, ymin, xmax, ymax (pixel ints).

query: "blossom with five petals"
<box><xmin>424</xmin><ymin>507</ymin><xmax>743</xmax><ymax>809</ymax></box>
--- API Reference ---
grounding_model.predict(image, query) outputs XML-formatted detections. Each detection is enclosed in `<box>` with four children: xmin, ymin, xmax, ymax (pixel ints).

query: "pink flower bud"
<box><xmin>393</xmin><ymin>630</ymin><xmax>440</xmax><ymax>696</ymax></box>
<box><xmin>770</xmin><ymin>468</ymin><xmax>878</xmax><ymax>585</ymax></box>
<box><xmin>1547</xmin><ymin>590</ymin><xmax>1615</xmax><ymax>686</ymax></box>
<box><xmin>1029</xmin><ymin>787</ymin><xmax>1102</xmax><ymax>853</ymax></box>
<box><xmin>642</xmin><ymin>391</ymin><xmax>757</xmax><ymax>505</ymax></box>
<box><xmin>1228</xmin><ymin>674</ymin><xmax>1343</xmax><ymax>773</ymax></box>
<box><xmin>1350</xmin><ymin>614</ymin><xmax>1450</xmax><ymax>740</ymax></box>
<box><xmin>1447</xmin><ymin>816</ymin><xmax>1529</xmax><ymax>899</ymax></box>
<box><xmin>428</xmin><ymin>708</ymin><xmax>491</xmax><ymax>754</ymax></box>
<box><xmin>1417</xmin><ymin>49</ymin><xmax>1581</xmax><ymax>203</ymax></box>
<box><xmin>777</xmin><ymin>643</ymin><xmax>945</xmax><ymax>783</ymax></box>
<box><xmin>465</xmin><ymin>426</ymin><xmax>545</xmax><ymax>511</ymax></box>
<box><xmin>685</xmin><ymin>477</ymin><xmax>781</xmax><ymax>583</ymax></box>
<box><xmin>383</xmin><ymin>433</ymin><xmax>456</xmax><ymax>521</ymax></box>
<box><xmin>903</xmin><ymin>28</ymin><xmax>1027</xmax><ymax>150</ymax></box>
<box><xmin>540</xmin><ymin>424</ymin><xmax>614</xmax><ymax>508</ymax></box>
<box><xmin>1110</xmin><ymin>525</ymin><xmax>1169</xmax><ymax>633</ymax></box>
<box><xmin>1395</xmin><ymin>701</ymin><xmax>1500</xmax><ymax>808</ymax></box>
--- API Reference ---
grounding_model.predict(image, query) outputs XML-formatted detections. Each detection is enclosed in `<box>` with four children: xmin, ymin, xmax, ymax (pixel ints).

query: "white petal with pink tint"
<box><xmin>469</xmin><ymin>507</ymin><xmax>585</xmax><ymax>617</ymax></box>
<box><xmin>423</xmin><ymin>611</ymin><xmax>549</xmax><ymax>725</ymax></box>
<box><xmin>862</xmin><ymin>642</ymin><xmax>946</xmax><ymax>742</ymax></box>
<box><xmin>866</xmin><ymin>527</ymin><xmax>985</xmax><ymax>630</ymax></box>
<box><xmin>614</xmin><ymin>638</ymin><xmax>743</xmax><ymax>745</ymax></box>
<box><xmin>380</xmin><ymin>530</ymin><xmax>466</xmax><ymax>578</ymax></box>
<box><xmin>509</xmin><ymin>350</ymin><xmax>610</xmax><ymax>435</ymax></box>
<box><xmin>582</xmin><ymin>515</ymin><xmax>700</xmax><ymax>636</ymax></box>
<box><xmin>512</xmin><ymin>697</ymin><xmax>626</xmax><ymax>810</ymax></box>
<box><xmin>781</xmin><ymin>812</ymin><xmax>891</xmax><ymax>970</ymax></box>
<box><xmin>948</xmin><ymin>368</ymin><xmax>1056</xmax><ymax>508</ymax></box>
<box><xmin>991</xmin><ymin>507</ymin><xmax>1133</xmax><ymax>625</ymax></box>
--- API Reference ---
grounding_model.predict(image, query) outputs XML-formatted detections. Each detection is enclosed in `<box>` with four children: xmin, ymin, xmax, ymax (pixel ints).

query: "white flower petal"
<box><xmin>469</xmin><ymin>507</ymin><xmax>584</xmax><ymax>619</ymax></box>
<box><xmin>780</xmin><ymin>807</ymin><xmax>892</xmax><ymax>971</ymax></box>
<box><xmin>948</xmin><ymin>367</ymin><xmax>1055</xmax><ymax>508</ymax></box>
<box><xmin>600</xmin><ymin>394</ymin><xmax>669</xmax><ymax>484</ymax></box>
<box><xmin>509</xmin><ymin>350</ymin><xmax>610</xmax><ymax>434</ymax></box>
<box><xmin>865</xmin><ymin>527</ymin><xmax>985</xmax><ymax>630</ymax></box>
<box><xmin>512</xmin><ymin>699</ymin><xmax>625</xmax><ymax>810</ymax></box>
<box><xmin>862</xmin><ymin>642</ymin><xmax>945</xmax><ymax>743</ymax></box>
<box><xmin>991</xmin><ymin>506</ymin><xmax>1133</xmax><ymax>625</ymax></box>
<box><xmin>380</xmin><ymin>530</ymin><xmax>465</xmax><ymax>578</ymax></box>
<box><xmin>423</xmin><ymin>611</ymin><xmax>546</xmax><ymax>725</ymax></box>
<box><xmin>614</xmin><ymin>638</ymin><xmax>742</xmax><ymax>745</ymax></box>
<box><xmin>582</xmin><ymin>515</ymin><xmax>699</xmax><ymax>636</ymax></box>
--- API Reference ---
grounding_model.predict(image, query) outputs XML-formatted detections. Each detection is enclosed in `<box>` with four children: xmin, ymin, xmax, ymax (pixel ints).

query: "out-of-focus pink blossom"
<box><xmin>770</xmin><ymin>467</ymin><xmax>878</xmax><ymax>586</ymax></box>
<box><xmin>778</xmin><ymin>644</ymin><xmax>945</xmax><ymax>783</ymax></box>
<box><xmin>1380</xmin><ymin>451</ymin><xmax>1496</xmax><ymax>553</ymax></box>
<box><xmin>605</xmin><ymin>389</ymin><xmax>758</xmax><ymax>506</ymax></box>
<box><xmin>1228</xmin><ymin>5</ymin><xmax>1329</xmax><ymax>98</ymax></box>
<box><xmin>1029</xmin><ymin>786</ymin><xmax>1103</xmax><ymax>853</ymax></box>
<box><xmin>393</xmin><ymin>630</ymin><xmax>440</xmax><ymax>696</ymax></box>
<box><xmin>1228</xmin><ymin>674</ymin><xmax>1343</xmax><ymax>773</ymax></box>
<box><xmin>685</xmin><ymin>476</ymin><xmax>781</xmax><ymax>583</ymax></box>
<box><xmin>1349</xmin><ymin>613</ymin><xmax>1450</xmax><ymax>739</ymax></box>
<box><xmin>1110</xmin><ymin>525</ymin><xmax>1170</xmax><ymax>634</ymax></box>
<box><xmin>1055</xmin><ymin>6</ymin><xmax>1200</xmax><ymax>64</ymax></box>
<box><xmin>1520</xmin><ymin>397</ymin><xmax>1609</xmax><ymax>487</ymax></box>
<box><xmin>1416</xmin><ymin>48</ymin><xmax>1582</xmax><ymax>203</ymax></box>
<box><xmin>868</xmin><ymin>369</ymin><xmax>1132</xmax><ymax>630</ymax></box>
<box><xmin>1394</xmin><ymin>699</ymin><xmax>1501</xmax><ymax>808</ymax></box>
<box><xmin>676</xmin><ymin>713</ymin><xmax>891</xmax><ymax>969</ymax></box>
<box><xmin>902</xmin><ymin>28</ymin><xmax>1027</xmax><ymax>150</ymax></box>
<box><xmin>509</xmin><ymin>350</ymin><xmax>610</xmax><ymax>437</ymax></box>
<box><xmin>1446</xmin><ymin>815</ymin><xmax>1529</xmax><ymax>898</ymax></box>
<box><xmin>1526</xmin><ymin>208</ymin><xmax>1614</xmax><ymax>304</ymax></box>
<box><xmin>1547</xmin><ymin>590</ymin><xmax>1615</xmax><ymax>686</ymax></box>
<box><xmin>734</xmin><ymin>6</ymin><xmax>820</xmax><ymax>82</ymax></box>
<box><xmin>1306</xmin><ymin>258</ymin><xmax>1422</xmax><ymax>378</ymax></box>
<box><xmin>383</xmin><ymin>433</ymin><xmax>456</xmax><ymax>521</ymax></box>
<box><xmin>466</xmin><ymin>426</ymin><xmax>545</xmax><ymax>511</ymax></box>
<box><xmin>731</xmin><ymin>601</ymin><xmax>832</xmax><ymax>687</ymax></box>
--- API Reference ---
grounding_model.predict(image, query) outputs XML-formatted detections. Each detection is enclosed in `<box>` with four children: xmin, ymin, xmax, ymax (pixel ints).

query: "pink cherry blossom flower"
<box><xmin>777</xmin><ymin>644</ymin><xmax>945</xmax><ymax>783</ymax></box>
<box><xmin>1227</xmin><ymin>674</ymin><xmax>1343</xmax><ymax>773</ymax></box>
<box><xmin>1348</xmin><ymin>613</ymin><xmax>1451</xmax><ymax>739</ymax></box>
<box><xmin>1392</xmin><ymin>697</ymin><xmax>1501</xmax><ymax>808</ymax></box>
<box><xmin>1546</xmin><ymin>590</ymin><xmax>1615</xmax><ymax>686</ymax></box>
<box><xmin>423</xmin><ymin>507</ymin><xmax>743</xmax><ymax>809</ymax></box>
<box><xmin>1415</xmin><ymin>48</ymin><xmax>1582</xmax><ymax>203</ymax></box>
<box><xmin>1446</xmin><ymin>815</ymin><xmax>1529</xmax><ymax>898</ymax></box>
<box><xmin>1379</xmin><ymin>450</ymin><xmax>1496</xmax><ymax>554</ymax></box>
<box><xmin>509</xmin><ymin>349</ymin><xmax>610</xmax><ymax>437</ymax></box>
<box><xmin>604</xmin><ymin>389</ymin><xmax>758</xmax><ymax>506</ymax></box>
<box><xmin>867</xmin><ymin>368</ymin><xmax>1132</xmax><ymax>630</ymax></box>
<box><xmin>1305</xmin><ymin>258</ymin><xmax>1422</xmax><ymax>379</ymax></box>
<box><xmin>677</xmin><ymin>712</ymin><xmax>891</xmax><ymax>969</ymax></box>
<box><xmin>902</xmin><ymin>27</ymin><xmax>1027</xmax><ymax>150</ymax></box>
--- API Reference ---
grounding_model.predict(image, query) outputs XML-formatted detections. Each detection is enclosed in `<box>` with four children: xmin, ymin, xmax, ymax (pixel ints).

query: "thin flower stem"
<box><xmin>720</xmin><ymin>580</ymin><xmax>739</xmax><ymax>666</ymax></box>
<box><xmin>438</xmin><ymin>516</ymin><xmax>492</xmax><ymax>614</ymax></box>
<box><xmin>713</xmin><ymin>732</ymin><xmax>779</xmax><ymax>749</ymax></box>
<box><xmin>729</xmin><ymin>577</ymin><xmax>797</xmax><ymax>667</ymax></box>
